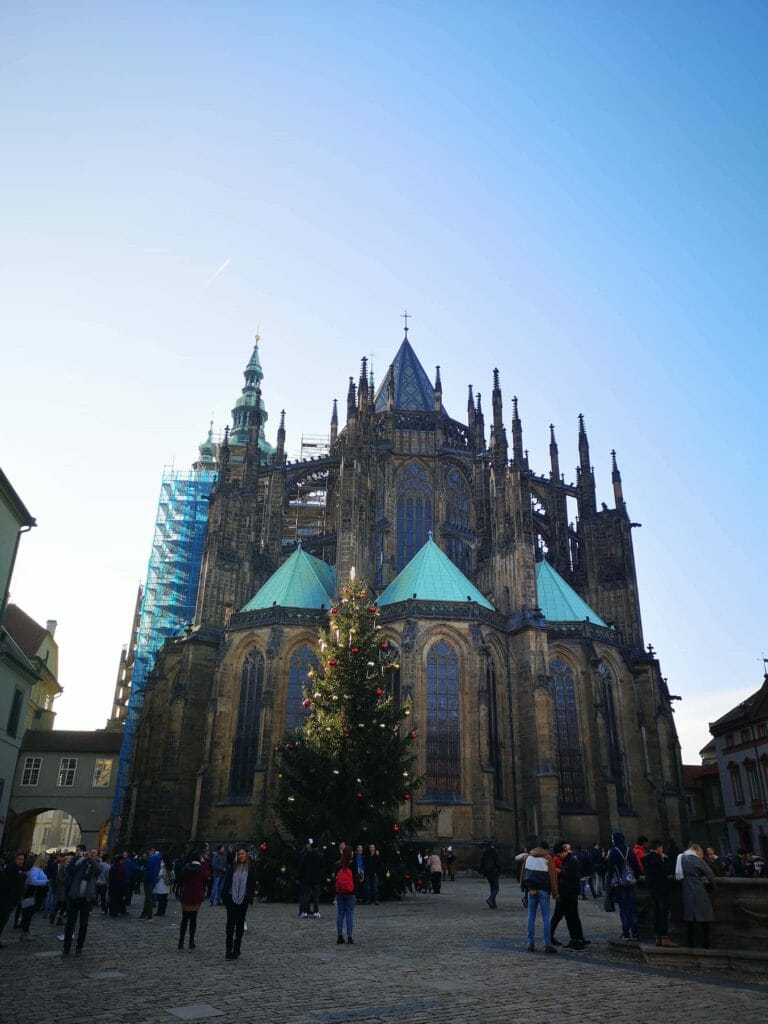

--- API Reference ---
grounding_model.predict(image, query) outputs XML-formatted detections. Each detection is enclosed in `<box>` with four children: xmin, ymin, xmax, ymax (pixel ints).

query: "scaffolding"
<box><xmin>109</xmin><ymin>465</ymin><xmax>216</xmax><ymax>844</ymax></box>
<box><xmin>283</xmin><ymin>433</ymin><xmax>331</xmax><ymax>548</ymax></box>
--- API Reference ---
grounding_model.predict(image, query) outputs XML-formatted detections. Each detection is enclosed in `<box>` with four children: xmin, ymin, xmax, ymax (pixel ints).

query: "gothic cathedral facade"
<box><xmin>125</xmin><ymin>330</ymin><xmax>686</xmax><ymax>855</ymax></box>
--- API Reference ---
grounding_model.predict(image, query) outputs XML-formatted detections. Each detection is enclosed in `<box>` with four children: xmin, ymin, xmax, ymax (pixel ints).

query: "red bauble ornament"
<box><xmin>376</xmin><ymin>687</ymin><xmax>383</xmax><ymax>696</ymax></box>
<box><xmin>392</xmin><ymin>824</ymin><xmax>400</xmax><ymax>832</ymax></box>
<box><xmin>351</xmin><ymin>646</ymin><xmax>359</xmax><ymax>653</ymax></box>
<box><xmin>364</xmin><ymin>749</ymin><xmax>371</xmax><ymax>757</ymax></box>
<box><xmin>367</xmin><ymin>605</ymin><xmax>376</xmax><ymax>613</ymax></box>
<box><xmin>330</xmin><ymin>606</ymin><xmax>338</xmax><ymax>614</ymax></box>
<box><xmin>380</xmin><ymin>641</ymin><xmax>388</xmax><ymax>649</ymax></box>
<box><xmin>259</xmin><ymin>842</ymin><xmax>268</xmax><ymax>852</ymax></box>
<box><xmin>302</xmin><ymin>698</ymin><xmax>311</xmax><ymax>708</ymax></box>
<box><xmin>404</xmin><ymin>792</ymin><xmax>411</xmax><ymax>800</ymax></box>
<box><xmin>409</xmin><ymin>731</ymin><xmax>417</xmax><ymax>740</ymax></box>
<box><xmin>287</xmin><ymin>742</ymin><xmax>295</xmax><ymax>750</ymax></box>
<box><xmin>356</xmin><ymin>792</ymin><xmax>363</xmax><ymax>799</ymax></box>
<box><xmin>343</xmin><ymin>731</ymin><xmax>350</xmax><ymax>737</ymax></box>
<box><xmin>328</xmin><ymin>658</ymin><xmax>337</xmax><ymax>666</ymax></box>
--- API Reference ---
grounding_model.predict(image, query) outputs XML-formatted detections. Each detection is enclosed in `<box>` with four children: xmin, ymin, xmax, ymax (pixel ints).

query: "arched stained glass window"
<box><xmin>285</xmin><ymin>644</ymin><xmax>316</xmax><ymax>736</ymax></box>
<box><xmin>228</xmin><ymin>648</ymin><xmax>265</xmax><ymax>800</ymax></box>
<box><xmin>426</xmin><ymin>639</ymin><xmax>461</xmax><ymax>801</ymax></box>
<box><xmin>597</xmin><ymin>662</ymin><xmax>630</xmax><ymax>811</ymax></box>
<box><xmin>486</xmin><ymin>654</ymin><xmax>503</xmax><ymax>800</ymax></box>
<box><xmin>443</xmin><ymin>468</ymin><xmax>472</xmax><ymax>572</ymax></box>
<box><xmin>551</xmin><ymin>657</ymin><xmax>587</xmax><ymax>807</ymax></box>
<box><xmin>396</xmin><ymin>462</ymin><xmax>432</xmax><ymax>570</ymax></box>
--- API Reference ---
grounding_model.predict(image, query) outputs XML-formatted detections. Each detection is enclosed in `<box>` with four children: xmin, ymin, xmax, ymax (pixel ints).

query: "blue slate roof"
<box><xmin>373</xmin><ymin>336</ymin><xmax>447</xmax><ymax>416</ymax></box>
<box><xmin>377</xmin><ymin>535</ymin><xmax>494</xmax><ymax>609</ymax></box>
<box><xmin>241</xmin><ymin>546</ymin><xmax>336</xmax><ymax>611</ymax></box>
<box><xmin>535</xmin><ymin>559</ymin><xmax>608</xmax><ymax>626</ymax></box>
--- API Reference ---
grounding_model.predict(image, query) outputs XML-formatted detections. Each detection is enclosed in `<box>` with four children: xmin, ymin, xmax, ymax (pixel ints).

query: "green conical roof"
<box><xmin>377</xmin><ymin>535</ymin><xmax>494</xmax><ymax>609</ymax></box>
<box><xmin>535</xmin><ymin>559</ymin><xmax>608</xmax><ymax>626</ymax></box>
<box><xmin>241</xmin><ymin>546</ymin><xmax>336</xmax><ymax>611</ymax></box>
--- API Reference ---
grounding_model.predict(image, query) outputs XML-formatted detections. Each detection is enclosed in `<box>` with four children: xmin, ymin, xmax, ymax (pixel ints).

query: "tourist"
<box><xmin>446</xmin><ymin>846</ymin><xmax>456</xmax><ymax>882</ymax></box>
<box><xmin>606</xmin><ymin>831</ymin><xmax>639</xmax><ymax>940</ymax></box>
<box><xmin>20</xmin><ymin>852</ymin><xmax>49</xmax><ymax>941</ymax></box>
<box><xmin>480</xmin><ymin>841</ymin><xmax>500</xmax><ymax>909</ymax></box>
<box><xmin>223</xmin><ymin>846</ymin><xmax>257</xmax><ymax>959</ymax></box>
<box><xmin>140</xmin><ymin>846</ymin><xmax>162</xmax><ymax>919</ymax></box>
<box><xmin>108</xmin><ymin>853</ymin><xmax>127</xmax><ymax>917</ymax></box>
<box><xmin>62</xmin><ymin>848</ymin><xmax>99</xmax><ymax>957</ymax></box>
<box><xmin>153</xmin><ymin>857</ymin><xmax>171</xmax><ymax>916</ymax></box>
<box><xmin>632</xmin><ymin>836</ymin><xmax>649</xmax><ymax>875</ymax></box>
<box><xmin>178</xmin><ymin>855</ymin><xmax>208</xmax><ymax>950</ymax></box>
<box><xmin>676</xmin><ymin>842</ymin><xmax>716</xmax><ymax>948</ymax></box>
<box><xmin>522</xmin><ymin>840</ymin><xmax>559</xmax><ymax>953</ymax></box>
<box><xmin>334</xmin><ymin>846</ymin><xmax>356</xmax><ymax>945</ymax></box>
<box><xmin>95</xmin><ymin>853</ymin><xmax>110</xmax><ymax>913</ymax></box>
<box><xmin>642</xmin><ymin>839</ymin><xmax>678</xmax><ymax>947</ymax></box>
<box><xmin>364</xmin><ymin>844</ymin><xmax>381</xmax><ymax>905</ymax></box>
<box><xmin>353</xmin><ymin>844</ymin><xmax>366</xmax><ymax>903</ymax></box>
<box><xmin>550</xmin><ymin>842</ymin><xmax>587</xmax><ymax>949</ymax></box>
<box><xmin>578</xmin><ymin>846</ymin><xmax>596</xmax><ymax>899</ymax></box>
<box><xmin>298</xmin><ymin>840</ymin><xmax>323</xmax><ymax>918</ymax></box>
<box><xmin>426</xmin><ymin>849</ymin><xmax>443</xmax><ymax>894</ymax></box>
<box><xmin>210</xmin><ymin>845</ymin><xmax>228</xmax><ymax>906</ymax></box>
<box><xmin>0</xmin><ymin>853</ymin><xmax>26</xmax><ymax>949</ymax></box>
<box><xmin>704</xmin><ymin>847</ymin><xmax>727</xmax><ymax>877</ymax></box>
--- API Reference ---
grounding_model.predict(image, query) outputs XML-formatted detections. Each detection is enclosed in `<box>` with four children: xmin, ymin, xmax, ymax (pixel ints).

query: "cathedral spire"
<box><xmin>475</xmin><ymin>391</ymin><xmax>485</xmax><ymax>449</ymax></box>
<box><xmin>229</xmin><ymin>333</ymin><xmax>274</xmax><ymax>457</ymax></box>
<box><xmin>434</xmin><ymin>365</ymin><xmax>443</xmax><ymax>413</ymax></box>
<box><xmin>467</xmin><ymin>384</ymin><xmax>475</xmax><ymax>429</ymax></box>
<box><xmin>511</xmin><ymin>395</ymin><xmax>524</xmax><ymax>465</ymax></box>
<box><xmin>491</xmin><ymin>368</ymin><xmax>508</xmax><ymax>464</ymax></box>
<box><xmin>576</xmin><ymin>413</ymin><xmax>596</xmax><ymax>514</ymax></box>
<box><xmin>195</xmin><ymin>420</ymin><xmax>216</xmax><ymax>470</ymax></box>
<box><xmin>275</xmin><ymin>409</ymin><xmax>286</xmax><ymax>461</ymax></box>
<box><xmin>347</xmin><ymin>376</ymin><xmax>356</xmax><ymax>421</ymax></box>
<box><xmin>386</xmin><ymin>364</ymin><xmax>395</xmax><ymax>411</ymax></box>
<box><xmin>358</xmin><ymin>357</ymin><xmax>369</xmax><ymax>410</ymax></box>
<box><xmin>549</xmin><ymin>424</ymin><xmax>560</xmax><ymax>482</ymax></box>
<box><xmin>330</xmin><ymin>398</ymin><xmax>338</xmax><ymax>445</ymax></box>
<box><xmin>611</xmin><ymin>449</ymin><xmax>624</xmax><ymax>508</ymax></box>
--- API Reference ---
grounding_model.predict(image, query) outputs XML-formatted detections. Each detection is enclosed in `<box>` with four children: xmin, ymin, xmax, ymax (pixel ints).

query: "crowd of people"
<box><xmin>0</xmin><ymin>834</ymin><xmax>763</xmax><ymax>960</ymax></box>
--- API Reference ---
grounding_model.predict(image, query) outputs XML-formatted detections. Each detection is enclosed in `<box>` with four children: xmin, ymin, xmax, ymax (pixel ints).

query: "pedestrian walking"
<box><xmin>140</xmin><ymin>846</ymin><xmax>162</xmax><ymax>919</ymax></box>
<box><xmin>676</xmin><ymin>843</ymin><xmax>716</xmax><ymax>948</ymax></box>
<box><xmin>178</xmin><ymin>856</ymin><xmax>208</xmax><ymax>950</ymax></box>
<box><xmin>153</xmin><ymin>858</ymin><xmax>171</xmax><ymax>916</ymax></box>
<box><xmin>62</xmin><ymin>848</ymin><xmax>99</xmax><ymax>957</ymax></box>
<box><xmin>480</xmin><ymin>841</ymin><xmax>500</xmax><ymax>909</ymax></box>
<box><xmin>298</xmin><ymin>840</ymin><xmax>324</xmax><ymax>918</ymax></box>
<box><xmin>223</xmin><ymin>847</ymin><xmax>257</xmax><ymax>960</ymax></box>
<box><xmin>550</xmin><ymin>842</ymin><xmax>587</xmax><ymax>949</ymax></box>
<box><xmin>20</xmin><ymin>853</ymin><xmax>49</xmax><ymax>941</ymax></box>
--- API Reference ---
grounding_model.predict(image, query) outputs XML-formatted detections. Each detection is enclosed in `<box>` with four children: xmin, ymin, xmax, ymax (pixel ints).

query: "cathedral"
<box><xmin>123</xmin><ymin>327</ymin><xmax>686</xmax><ymax>857</ymax></box>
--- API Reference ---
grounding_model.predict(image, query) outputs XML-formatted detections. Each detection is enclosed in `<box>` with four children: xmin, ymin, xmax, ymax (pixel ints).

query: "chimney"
<box><xmin>46</xmin><ymin>619</ymin><xmax>57</xmax><ymax>637</ymax></box>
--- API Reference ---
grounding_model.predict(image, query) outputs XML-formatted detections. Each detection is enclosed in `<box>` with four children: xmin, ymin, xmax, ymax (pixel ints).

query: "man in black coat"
<box><xmin>642</xmin><ymin>839</ymin><xmax>679</xmax><ymax>947</ymax></box>
<box><xmin>550</xmin><ymin>843</ymin><xmax>588</xmax><ymax>949</ymax></box>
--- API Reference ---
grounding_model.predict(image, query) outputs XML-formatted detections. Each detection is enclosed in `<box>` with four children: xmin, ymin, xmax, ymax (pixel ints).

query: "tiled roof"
<box><xmin>373</xmin><ymin>337</ymin><xmax>447</xmax><ymax>416</ymax></box>
<box><xmin>241</xmin><ymin>546</ymin><xmax>336</xmax><ymax>611</ymax></box>
<box><xmin>377</xmin><ymin>535</ymin><xmax>494</xmax><ymax>609</ymax></box>
<box><xmin>535</xmin><ymin>560</ymin><xmax>608</xmax><ymax>626</ymax></box>
<box><xmin>709</xmin><ymin>675</ymin><xmax>768</xmax><ymax>732</ymax></box>
<box><xmin>3</xmin><ymin>604</ymin><xmax>48</xmax><ymax>657</ymax></box>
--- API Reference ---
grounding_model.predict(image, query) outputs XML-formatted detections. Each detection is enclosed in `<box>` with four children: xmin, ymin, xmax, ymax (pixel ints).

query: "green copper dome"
<box><xmin>377</xmin><ymin>534</ymin><xmax>494</xmax><ymax>609</ymax></box>
<box><xmin>241</xmin><ymin>546</ymin><xmax>336</xmax><ymax>611</ymax></box>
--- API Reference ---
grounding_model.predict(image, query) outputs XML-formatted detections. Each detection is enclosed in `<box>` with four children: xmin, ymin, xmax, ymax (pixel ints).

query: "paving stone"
<box><xmin>167</xmin><ymin>1007</ymin><xmax>224</xmax><ymax>1021</ymax></box>
<box><xmin>86</xmin><ymin>970</ymin><xmax>128</xmax><ymax>979</ymax></box>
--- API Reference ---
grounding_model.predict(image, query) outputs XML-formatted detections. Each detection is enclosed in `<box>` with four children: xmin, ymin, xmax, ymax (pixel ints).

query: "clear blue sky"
<box><xmin>2</xmin><ymin>1</ymin><xmax>766</xmax><ymax>761</ymax></box>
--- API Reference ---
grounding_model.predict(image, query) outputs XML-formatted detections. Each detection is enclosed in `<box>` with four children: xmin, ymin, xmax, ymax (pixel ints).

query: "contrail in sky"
<box><xmin>204</xmin><ymin>257</ymin><xmax>232</xmax><ymax>288</ymax></box>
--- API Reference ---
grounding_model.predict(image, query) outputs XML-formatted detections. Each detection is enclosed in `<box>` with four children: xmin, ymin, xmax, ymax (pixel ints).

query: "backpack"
<box><xmin>335</xmin><ymin>866</ymin><xmax>354</xmax><ymax>895</ymax></box>
<box><xmin>612</xmin><ymin>850</ymin><xmax>636</xmax><ymax>888</ymax></box>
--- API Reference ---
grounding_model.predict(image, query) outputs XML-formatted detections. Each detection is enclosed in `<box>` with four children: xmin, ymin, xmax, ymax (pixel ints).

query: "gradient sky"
<box><xmin>2</xmin><ymin>1</ymin><xmax>766</xmax><ymax>763</ymax></box>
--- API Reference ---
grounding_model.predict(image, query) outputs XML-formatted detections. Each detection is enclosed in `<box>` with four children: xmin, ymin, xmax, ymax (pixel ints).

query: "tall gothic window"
<box><xmin>285</xmin><ymin>644</ymin><xmax>316</xmax><ymax>736</ymax></box>
<box><xmin>444</xmin><ymin>468</ymin><xmax>471</xmax><ymax>573</ymax></box>
<box><xmin>396</xmin><ymin>461</ymin><xmax>432</xmax><ymax>570</ymax></box>
<box><xmin>228</xmin><ymin>648</ymin><xmax>265</xmax><ymax>800</ymax></box>
<box><xmin>425</xmin><ymin>639</ymin><xmax>461</xmax><ymax>801</ymax></box>
<box><xmin>597</xmin><ymin>662</ymin><xmax>630</xmax><ymax>811</ymax></box>
<box><xmin>486</xmin><ymin>654</ymin><xmax>503</xmax><ymax>800</ymax></box>
<box><xmin>550</xmin><ymin>657</ymin><xmax>587</xmax><ymax>807</ymax></box>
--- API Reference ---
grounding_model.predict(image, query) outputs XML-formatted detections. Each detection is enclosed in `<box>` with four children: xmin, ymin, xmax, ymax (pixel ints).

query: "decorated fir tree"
<box><xmin>273</xmin><ymin>578</ymin><xmax>430</xmax><ymax>848</ymax></box>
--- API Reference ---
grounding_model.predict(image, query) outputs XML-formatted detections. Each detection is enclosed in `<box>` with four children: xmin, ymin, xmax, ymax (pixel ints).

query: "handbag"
<box><xmin>21</xmin><ymin>896</ymin><xmax>36</xmax><ymax>909</ymax></box>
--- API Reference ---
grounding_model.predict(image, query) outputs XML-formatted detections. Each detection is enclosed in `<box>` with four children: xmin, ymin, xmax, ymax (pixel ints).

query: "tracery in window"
<box><xmin>425</xmin><ymin>639</ymin><xmax>461</xmax><ymax>801</ymax></box>
<box><xmin>486</xmin><ymin>653</ymin><xmax>503</xmax><ymax>800</ymax></box>
<box><xmin>285</xmin><ymin>644</ymin><xmax>317</xmax><ymax>736</ymax></box>
<box><xmin>551</xmin><ymin>657</ymin><xmax>587</xmax><ymax>806</ymax></box>
<box><xmin>396</xmin><ymin>461</ymin><xmax>432</xmax><ymax>570</ymax></box>
<box><xmin>228</xmin><ymin>648</ymin><xmax>265</xmax><ymax>800</ymax></box>
<box><xmin>597</xmin><ymin>662</ymin><xmax>630</xmax><ymax>811</ymax></box>
<box><xmin>443</xmin><ymin>468</ymin><xmax>471</xmax><ymax>573</ymax></box>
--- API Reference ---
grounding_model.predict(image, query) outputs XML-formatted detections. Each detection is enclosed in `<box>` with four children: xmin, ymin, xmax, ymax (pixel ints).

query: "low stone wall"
<box><xmin>635</xmin><ymin>877</ymin><xmax>768</xmax><ymax>951</ymax></box>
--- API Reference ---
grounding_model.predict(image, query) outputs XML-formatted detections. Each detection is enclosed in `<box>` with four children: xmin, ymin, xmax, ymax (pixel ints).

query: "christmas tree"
<box><xmin>273</xmin><ymin>578</ymin><xmax>430</xmax><ymax>849</ymax></box>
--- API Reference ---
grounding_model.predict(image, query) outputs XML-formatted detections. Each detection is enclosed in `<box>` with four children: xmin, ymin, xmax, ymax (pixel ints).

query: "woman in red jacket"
<box><xmin>178</xmin><ymin>856</ymin><xmax>210</xmax><ymax>950</ymax></box>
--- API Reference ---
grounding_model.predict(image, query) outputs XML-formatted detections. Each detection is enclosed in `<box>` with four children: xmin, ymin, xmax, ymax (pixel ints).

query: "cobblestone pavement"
<box><xmin>1</xmin><ymin>879</ymin><xmax>765</xmax><ymax>1023</ymax></box>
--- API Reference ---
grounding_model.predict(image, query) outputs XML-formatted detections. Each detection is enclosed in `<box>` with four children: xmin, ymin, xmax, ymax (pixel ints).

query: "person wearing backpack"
<box><xmin>606</xmin><ymin>831</ymin><xmax>640</xmax><ymax>940</ymax></box>
<box><xmin>334</xmin><ymin>847</ymin><xmax>356</xmax><ymax>945</ymax></box>
<box><xmin>522</xmin><ymin>840</ymin><xmax>559</xmax><ymax>953</ymax></box>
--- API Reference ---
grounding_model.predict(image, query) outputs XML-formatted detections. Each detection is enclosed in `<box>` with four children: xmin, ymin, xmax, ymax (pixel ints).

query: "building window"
<box><xmin>57</xmin><ymin>757</ymin><xmax>77</xmax><ymax>787</ymax></box>
<box><xmin>551</xmin><ymin>657</ymin><xmax>587</xmax><ymax>807</ymax></box>
<box><xmin>6</xmin><ymin>688</ymin><xmax>24</xmax><ymax>739</ymax></box>
<box><xmin>443</xmin><ymin>468</ymin><xmax>472</xmax><ymax>573</ymax></box>
<box><xmin>21</xmin><ymin>757</ymin><xmax>42</xmax><ymax>786</ymax></box>
<box><xmin>92</xmin><ymin>759</ymin><xmax>113</xmax><ymax>788</ymax></box>
<box><xmin>228</xmin><ymin>648</ymin><xmax>265</xmax><ymax>800</ymax></box>
<box><xmin>425</xmin><ymin>639</ymin><xmax>461</xmax><ymax>801</ymax></box>
<box><xmin>711</xmin><ymin>783</ymin><xmax>722</xmax><ymax>810</ymax></box>
<box><xmin>757</xmin><ymin>723</ymin><xmax>767</xmax><ymax>739</ymax></box>
<box><xmin>486</xmin><ymin>654</ymin><xmax>503</xmax><ymax>800</ymax></box>
<box><xmin>729</xmin><ymin>765</ymin><xmax>745</xmax><ymax>804</ymax></box>
<box><xmin>745</xmin><ymin>760</ymin><xmax>760</xmax><ymax>802</ymax></box>
<box><xmin>396</xmin><ymin>461</ymin><xmax>432</xmax><ymax>570</ymax></box>
<box><xmin>284</xmin><ymin>644</ymin><xmax>317</xmax><ymax>736</ymax></box>
<box><xmin>597</xmin><ymin>663</ymin><xmax>630</xmax><ymax>811</ymax></box>
<box><xmin>741</xmin><ymin>728</ymin><xmax>751</xmax><ymax>743</ymax></box>
<box><xmin>725</xmin><ymin>733</ymin><xmax>734</xmax><ymax>748</ymax></box>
